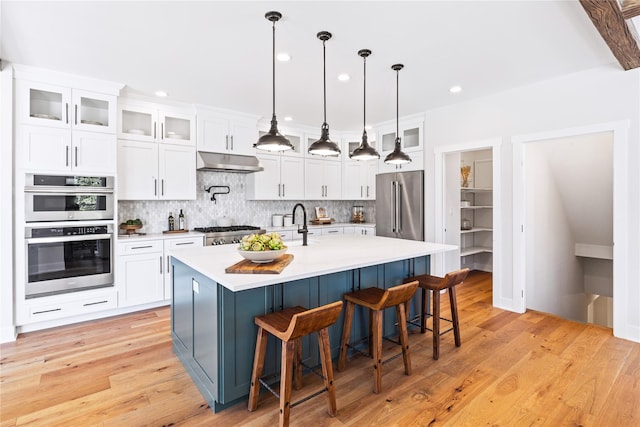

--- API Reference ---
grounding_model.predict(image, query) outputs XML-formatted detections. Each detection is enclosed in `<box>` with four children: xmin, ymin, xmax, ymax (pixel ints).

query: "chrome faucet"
<box><xmin>292</xmin><ymin>203</ymin><xmax>308</xmax><ymax>246</ymax></box>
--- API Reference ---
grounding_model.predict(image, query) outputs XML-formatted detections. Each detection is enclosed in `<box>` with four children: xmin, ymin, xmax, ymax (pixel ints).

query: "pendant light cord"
<box><xmin>396</xmin><ymin>68</ymin><xmax>399</xmax><ymax>142</ymax></box>
<box><xmin>363</xmin><ymin>55</ymin><xmax>367</xmax><ymax>130</ymax></box>
<box><xmin>272</xmin><ymin>20</ymin><xmax>276</xmax><ymax>118</ymax></box>
<box><xmin>323</xmin><ymin>38</ymin><xmax>327</xmax><ymax>124</ymax></box>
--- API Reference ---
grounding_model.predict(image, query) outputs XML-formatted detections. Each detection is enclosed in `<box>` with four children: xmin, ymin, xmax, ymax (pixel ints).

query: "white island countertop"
<box><xmin>170</xmin><ymin>234</ymin><xmax>456</xmax><ymax>292</ymax></box>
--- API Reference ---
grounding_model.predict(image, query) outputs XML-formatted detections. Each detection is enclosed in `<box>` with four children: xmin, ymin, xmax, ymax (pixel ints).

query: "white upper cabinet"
<box><xmin>17</xmin><ymin>80</ymin><xmax>117</xmax><ymax>134</ymax></box>
<box><xmin>256</xmin><ymin>125</ymin><xmax>305</xmax><ymax>158</ymax></box>
<box><xmin>378</xmin><ymin>117</ymin><xmax>423</xmax><ymax>156</ymax></box>
<box><xmin>343</xmin><ymin>159</ymin><xmax>377</xmax><ymax>200</ymax></box>
<box><xmin>197</xmin><ymin>109</ymin><xmax>258</xmax><ymax>156</ymax></box>
<box><xmin>305</xmin><ymin>157</ymin><xmax>342</xmax><ymax>199</ymax></box>
<box><xmin>117</xmin><ymin>140</ymin><xmax>195</xmax><ymax>200</ymax></box>
<box><xmin>118</xmin><ymin>100</ymin><xmax>195</xmax><ymax>145</ymax></box>
<box><xmin>245</xmin><ymin>153</ymin><xmax>304</xmax><ymax>200</ymax></box>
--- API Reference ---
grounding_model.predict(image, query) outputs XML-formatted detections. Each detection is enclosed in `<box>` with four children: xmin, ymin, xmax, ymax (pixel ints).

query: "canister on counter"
<box><xmin>272</xmin><ymin>214</ymin><xmax>284</xmax><ymax>227</ymax></box>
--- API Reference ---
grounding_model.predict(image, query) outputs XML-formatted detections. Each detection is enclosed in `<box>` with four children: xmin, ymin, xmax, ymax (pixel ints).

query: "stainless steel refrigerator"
<box><xmin>376</xmin><ymin>170</ymin><xmax>424</xmax><ymax>241</ymax></box>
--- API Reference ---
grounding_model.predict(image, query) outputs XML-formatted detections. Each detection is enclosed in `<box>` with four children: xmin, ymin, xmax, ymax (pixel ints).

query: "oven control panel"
<box><xmin>27</xmin><ymin>225</ymin><xmax>112</xmax><ymax>238</ymax></box>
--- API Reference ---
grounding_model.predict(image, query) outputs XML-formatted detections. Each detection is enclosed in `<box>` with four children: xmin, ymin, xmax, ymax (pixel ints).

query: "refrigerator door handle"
<box><xmin>391</xmin><ymin>181</ymin><xmax>397</xmax><ymax>232</ymax></box>
<box><xmin>397</xmin><ymin>182</ymin><xmax>403</xmax><ymax>232</ymax></box>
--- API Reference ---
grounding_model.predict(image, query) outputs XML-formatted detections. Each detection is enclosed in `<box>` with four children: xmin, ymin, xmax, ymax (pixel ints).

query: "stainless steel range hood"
<box><xmin>196</xmin><ymin>151</ymin><xmax>264</xmax><ymax>173</ymax></box>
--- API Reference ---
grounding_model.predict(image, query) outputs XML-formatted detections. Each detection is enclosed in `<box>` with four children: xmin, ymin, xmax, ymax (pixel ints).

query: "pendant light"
<box><xmin>384</xmin><ymin>64</ymin><xmax>412</xmax><ymax>165</ymax></box>
<box><xmin>308</xmin><ymin>31</ymin><xmax>341</xmax><ymax>157</ymax></box>
<box><xmin>350</xmin><ymin>49</ymin><xmax>380</xmax><ymax>161</ymax></box>
<box><xmin>254</xmin><ymin>11</ymin><xmax>294</xmax><ymax>152</ymax></box>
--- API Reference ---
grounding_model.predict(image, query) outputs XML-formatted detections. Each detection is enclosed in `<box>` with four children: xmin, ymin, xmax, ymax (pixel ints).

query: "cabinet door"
<box><xmin>197</xmin><ymin>114</ymin><xmax>229</xmax><ymax>153</ymax></box>
<box><xmin>193</xmin><ymin>274</ymin><xmax>219</xmax><ymax>391</ymax></box>
<box><xmin>172</xmin><ymin>260</ymin><xmax>194</xmax><ymax>353</ymax></box>
<box><xmin>118</xmin><ymin>251</ymin><xmax>164</xmax><ymax>307</ymax></box>
<box><xmin>159</xmin><ymin>144</ymin><xmax>196</xmax><ymax>200</ymax></box>
<box><xmin>117</xmin><ymin>140</ymin><xmax>158</xmax><ymax>200</ymax></box>
<box><xmin>246</xmin><ymin>154</ymin><xmax>281</xmax><ymax>200</ymax></box>
<box><xmin>18</xmin><ymin>125</ymin><xmax>71</xmax><ymax>172</ymax></box>
<box><xmin>229</xmin><ymin>120</ymin><xmax>258</xmax><ymax>155</ymax></box>
<box><xmin>280</xmin><ymin>156</ymin><xmax>305</xmax><ymax>200</ymax></box>
<box><xmin>304</xmin><ymin>158</ymin><xmax>325</xmax><ymax>199</ymax></box>
<box><xmin>117</xmin><ymin>103</ymin><xmax>158</xmax><ymax>142</ymax></box>
<box><xmin>324</xmin><ymin>161</ymin><xmax>342</xmax><ymax>199</ymax></box>
<box><xmin>343</xmin><ymin>161</ymin><xmax>363</xmax><ymax>199</ymax></box>
<box><xmin>160</xmin><ymin>110</ymin><xmax>195</xmax><ymax>145</ymax></box>
<box><xmin>71</xmin><ymin>90</ymin><xmax>117</xmax><ymax>133</ymax></box>
<box><xmin>71</xmin><ymin>131</ymin><xmax>115</xmax><ymax>174</ymax></box>
<box><xmin>17</xmin><ymin>80</ymin><xmax>71</xmax><ymax>128</ymax></box>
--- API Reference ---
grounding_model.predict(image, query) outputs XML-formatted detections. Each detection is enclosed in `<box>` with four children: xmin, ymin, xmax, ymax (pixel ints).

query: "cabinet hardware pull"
<box><xmin>225</xmin><ymin>135</ymin><xmax>229</xmax><ymax>150</ymax></box>
<box><xmin>230</xmin><ymin>135</ymin><xmax>234</xmax><ymax>150</ymax></box>
<box><xmin>154</xmin><ymin>178</ymin><xmax>157</xmax><ymax>196</ymax></box>
<box><xmin>366</xmin><ymin>186</ymin><xmax>370</xmax><ymax>198</ymax></box>
<box><xmin>65</xmin><ymin>145</ymin><xmax>70</xmax><ymax>167</ymax></box>
<box><xmin>153</xmin><ymin>122</ymin><xmax>157</xmax><ymax>139</ymax></box>
<box><xmin>282</xmin><ymin>183</ymin><xmax>285</xmax><ymax>197</ymax></box>
<box><xmin>167</xmin><ymin>255</ymin><xmax>170</xmax><ymax>273</ymax></box>
<box><xmin>74</xmin><ymin>104</ymin><xmax>78</xmax><ymax>125</ymax></box>
<box><xmin>160</xmin><ymin>256</ymin><xmax>163</xmax><ymax>274</ymax></box>
<box><xmin>132</xmin><ymin>245</ymin><xmax>153</xmax><ymax>249</ymax></box>
<box><xmin>161</xmin><ymin>179</ymin><xmax>164</xmax><ymax>196</ymax></box>
<box><xmin>161</xmin><ymin>123</ymin><xmax>164</xmax><ymax>140</ymax></box>
<box><xmin>33</xmin><ymin>308</ymin><xmax>62</xmax><ymax>315</ymax></box>
<box><xmin>75</xmin><ymin>146</ymin><xmax>78</xmax><ymax>167</ymax></box>
<box><xmin>278</xmin><ymin>183</ymin><xmax>281</xmax><ymax>197</ymax></box>
<box><xmin>84</xmin><ymin>300</ymin><xmax>108</xmax><ymax>307</ymax></box>
<box><xmin>361</xmin><ymin>186</ymin><xmax>363</xmax><ymax>198</ymax></box>
<box><xmin>175</xmin><ymin>242</ymin><xmax>194</xmax><ymax>246</ymax></box>
<box><xmin>65</xmin><ymin>103</ymin><xmax>69</xmax><ymax>124</ymax></box>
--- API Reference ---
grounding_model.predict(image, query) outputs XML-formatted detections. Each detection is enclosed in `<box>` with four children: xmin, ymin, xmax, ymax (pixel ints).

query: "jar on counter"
<box><xmin>272</xmin><ymin>214</ymin><xmax>284</xmax><ymax>227</ymax></box>
<box><xmin>283</xmin><ymin>214</ymin><xmax>293</xmax><ymax>227</ymax></box>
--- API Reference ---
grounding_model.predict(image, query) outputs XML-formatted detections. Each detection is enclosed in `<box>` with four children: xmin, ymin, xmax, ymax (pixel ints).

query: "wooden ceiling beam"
<box><xmin>579</xmin><ymin>0</ymin><xmax>640</xmax><ymax>70</ymax></box>
<box><xmin>621</xmin><ymin>0</ymin><xmax>640</xmax><ymax>19</ymax></box>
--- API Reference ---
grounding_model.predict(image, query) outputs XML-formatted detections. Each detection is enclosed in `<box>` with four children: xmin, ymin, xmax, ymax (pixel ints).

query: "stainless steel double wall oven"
<box><xmin>24</xmin><ymin>174</ymin><xmax>115</xmax><ymax>298</ymax></box>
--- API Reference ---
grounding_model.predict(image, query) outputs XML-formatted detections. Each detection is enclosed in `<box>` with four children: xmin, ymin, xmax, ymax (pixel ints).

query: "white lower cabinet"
<box><xmin>117</xmin><ymin>240</ymin><xmax>164</xmax><ymax>307</ymax></box>
<box><xmin>117</xmin><ymin>235</ymin><xmax>204</xmax><ymax>307</ymax></box>
<box><xmin>25</xmin><ymin>289</ymin><xmax>118</xmax><ymax>323</ymax></box>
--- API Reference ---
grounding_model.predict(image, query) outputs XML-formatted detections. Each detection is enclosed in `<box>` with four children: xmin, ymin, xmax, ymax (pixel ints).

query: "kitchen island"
<box><xmin>169</xmin><ymin>234</ymin><xmax>455</xmax><ymax>412</ymax></box>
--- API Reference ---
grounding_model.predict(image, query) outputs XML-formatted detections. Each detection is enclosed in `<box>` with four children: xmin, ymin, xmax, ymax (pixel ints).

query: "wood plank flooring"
<box><xmin>2</xmin><ymin>271</ymin><xmax>639</xmax><ymax>426</ymax></box>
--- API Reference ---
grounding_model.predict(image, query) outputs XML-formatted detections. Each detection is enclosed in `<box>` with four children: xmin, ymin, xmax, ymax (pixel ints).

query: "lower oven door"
<box><xmin>25</xmin><ymin>233</ymin><xmax>114</xmax><ymax>298</ymax></box>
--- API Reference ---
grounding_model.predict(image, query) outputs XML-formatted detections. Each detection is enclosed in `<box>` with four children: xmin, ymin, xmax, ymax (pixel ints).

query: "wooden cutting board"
<box><xmin>225</xmin><ymin>254</ymin><xmax>294</xmax><ymax>274</ymax></box>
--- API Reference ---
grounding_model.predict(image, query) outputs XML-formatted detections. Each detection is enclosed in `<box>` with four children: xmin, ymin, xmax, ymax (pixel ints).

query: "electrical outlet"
<box><xmin>192</xmin><ymin>278</ymin><xmax>199</xmax><ymax>294</ymax></box>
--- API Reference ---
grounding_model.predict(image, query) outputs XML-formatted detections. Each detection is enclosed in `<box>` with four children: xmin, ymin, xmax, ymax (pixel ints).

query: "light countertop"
<box><xmin>170</xmin><ymin>234</ymin><xmax>456</xmax><ymax>292</ymax></box>
<box><xmin>117</xmin><ymin>231</ymin><xmax>205</xmax><ymax>243</ymax></box>
<box><xmin>266</xmin><ymin>222</ymin><xmax>375</xmax><ymax>232</ymax></box>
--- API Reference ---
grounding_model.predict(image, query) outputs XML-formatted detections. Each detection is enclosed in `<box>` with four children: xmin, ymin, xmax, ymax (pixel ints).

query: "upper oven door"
<box><xmin>26</xmin><ymin>174</ymin><xmax>114</xmax><ymax>190</ymax></box>
<box><xmin>25</xmin><ymin>191</ymin><xmax>114</xmax><ymax>222</ymax></box>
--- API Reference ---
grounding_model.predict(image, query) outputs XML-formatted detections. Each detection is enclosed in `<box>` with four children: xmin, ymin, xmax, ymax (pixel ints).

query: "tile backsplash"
<box><xmin>118</xmin><ymin>171</ymin><xmax>376</xmax><ymax>234</ymax></box>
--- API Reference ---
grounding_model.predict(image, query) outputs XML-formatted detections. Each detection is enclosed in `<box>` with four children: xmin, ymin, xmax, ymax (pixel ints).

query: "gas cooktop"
<box><xmin>193</xmin><ymin>225</ymin><xmax>265</xmax><ymax>246</ymax></box>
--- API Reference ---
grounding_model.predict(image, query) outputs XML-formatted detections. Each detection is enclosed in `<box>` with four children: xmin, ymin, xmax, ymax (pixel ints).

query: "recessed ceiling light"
<box><xmin>277</xmin><ymin>53</ymin><xmax>291</xmax><ymax>62</ymax></box>
<box><xmin>338</xmin><ymin>74</ymin><xmax>351</xmax><ymax>82</ymax></box>
<box><xmin>284</xmin><ymin>116</ymin><xmax>293</xmax><ymax>121</ymax></box>
<box><xmin>449</xmin><ymin>85</ymin><xmax>462</xmax><ymax>94</ymax></box>
<box><xmin>155</xmin><ymin>90</ymin><xmax>168</xmax><ymax>97</ymax></box>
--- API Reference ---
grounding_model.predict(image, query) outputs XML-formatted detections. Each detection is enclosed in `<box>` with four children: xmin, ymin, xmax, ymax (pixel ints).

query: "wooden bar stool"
<box><xmin>248</xmin><ymin>301</ymin><xmax>343</xmax><ymax>427</ymax></box>
<box><xmin>404</xmin><ymin>268</ymin><xmax>470</xmax><ymax>360</ymax></box>
<box><xmin>337</xmin><ymin>281</ymin><xmax>418</xmax><ymax>394</ymax></box>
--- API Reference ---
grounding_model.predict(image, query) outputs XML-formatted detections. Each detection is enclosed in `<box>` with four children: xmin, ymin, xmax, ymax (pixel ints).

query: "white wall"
<box><xmin>424</xmin><ymin>65</ymin><xmax>640</xmax><ymax>342</ymax></box>
<box><xmin>525</xmin><ymin>148</ymin><xmax>586</xmax><ymax>322</ymax></box>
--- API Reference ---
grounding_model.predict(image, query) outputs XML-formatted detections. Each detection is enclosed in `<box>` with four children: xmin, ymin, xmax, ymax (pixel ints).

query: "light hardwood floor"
<box><xmin>1</xmin><ymin>271</ymin><xmax>639</xmax><ymax>426</ymax></box>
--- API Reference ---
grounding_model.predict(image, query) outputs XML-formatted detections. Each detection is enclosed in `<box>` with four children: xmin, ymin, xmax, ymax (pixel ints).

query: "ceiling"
<box><xmin>0</xmin><ymin>1</ymin><xmax>621</xmax><ymax>131</ymax></box>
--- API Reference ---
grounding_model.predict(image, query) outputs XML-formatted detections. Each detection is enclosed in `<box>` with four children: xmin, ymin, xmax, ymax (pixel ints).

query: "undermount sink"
<box><xmin>287</xmin><ymin>239</ymin><xmax>319</xmax><ymax>246</ymax></box>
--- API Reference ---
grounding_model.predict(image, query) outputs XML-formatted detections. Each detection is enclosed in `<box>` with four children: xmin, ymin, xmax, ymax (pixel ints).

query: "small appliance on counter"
<box><xmin>351</xmin><ymin>206</ymin><xmax>365</xmax><ymax>223</ymax></box>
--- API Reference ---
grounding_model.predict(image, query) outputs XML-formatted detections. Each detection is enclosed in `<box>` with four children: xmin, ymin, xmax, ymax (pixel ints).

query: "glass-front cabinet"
<box><xmin>17</xmin><ymin>80</ymin><xmax>116</xmax><ymax>133</ymax></box>
<box><xmin>379</xmin><ymin>118</ymin><xmax>423</xmax><ymax>155</ymax></box>
<box><xmin>118</xmin><ymin>101</ymin><xmax>195</xmax><ymax>145</ymax></box>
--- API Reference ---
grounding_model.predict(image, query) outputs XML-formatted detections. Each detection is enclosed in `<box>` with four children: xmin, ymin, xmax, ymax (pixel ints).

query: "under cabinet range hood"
<box><xmin>196</xmin><ymin>151</ymin><xmax>264</xmax><ymax>173</ymax></box>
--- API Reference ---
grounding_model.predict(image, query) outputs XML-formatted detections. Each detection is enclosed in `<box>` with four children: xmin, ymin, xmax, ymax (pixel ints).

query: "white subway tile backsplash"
<box><xmin>118</xmin><ymin>171</ymin><xmax>376</xmax><ymax>234</ymax></box>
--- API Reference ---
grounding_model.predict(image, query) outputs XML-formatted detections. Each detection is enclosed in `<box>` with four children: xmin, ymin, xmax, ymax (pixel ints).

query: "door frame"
<box><xmin>434</xmin><ymin>138</ymin><xmax>502</xmax><ymax>305</ymax></box>
<box><xmin>512</xmin><ymin>120</ymin><xmax>632</xmax><ymax>340</ymax></box>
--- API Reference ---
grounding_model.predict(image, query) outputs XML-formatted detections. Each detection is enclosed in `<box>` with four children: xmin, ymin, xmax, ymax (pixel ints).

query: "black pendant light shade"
<box><xmin>254</xmin><ymin>11</ymin><xmax>294</xmax><ymax>152</ymax></box>
<box><xmin>309</xmin><ymin>31</ymin><xmax>341</xmax><ymax>157</ymax></box>
<box><xmin>350</xmin><ymin>49</ymin><xmax>380</xmax><ymax>161</ymax></box>
<box><xmin>384</xmin><ymin>63</ymin><xmax>412</xmax><ymax>165</ymax></box>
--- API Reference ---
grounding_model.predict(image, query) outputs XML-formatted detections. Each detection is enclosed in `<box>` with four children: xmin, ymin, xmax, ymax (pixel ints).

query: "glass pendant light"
<box><xmin>308</xmin><ymin>31</ymin><xmax>341</xmax><ymax>157</ymax></box>
<box><xmin>384</xmin><ymin>64</ymin><xmax>412</xmax><ymax>165</ymax></box>
<box><xmin>350</xmin><ymin>49</ymin><xmax>380</xmax><ymax>161</ymax></box>
<box><xmin>254</xmin><ymin>11</ymin><xmax>294</xmax><ymax>152</ymax></box>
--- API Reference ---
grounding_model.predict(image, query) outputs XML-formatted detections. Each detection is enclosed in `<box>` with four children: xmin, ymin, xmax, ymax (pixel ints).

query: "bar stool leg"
<box><xmin>396</xmin><ymin>302</ymin><xmax>412</xmax><ymax>375</ymax></box>
<box><xmin>293</xmin><ymin>338</ymin><xmax>303</xmax><ymax>390</ymax></box>
<box><xmin>421</xmin><ymin>287</ymin><xmax>427</xmax><ymax>334</ymax></box>
<box><xmin>432</xmin><ymin>289</ymin><xmax>441</xmax><ymax>360</ymax></box>
<box><xmin>317</xmin><ymin>328</ymin><xmax>337</xmax><ymax>416</ymax></box>
<box><xmin>449</xmin><ymin>287</ymin><xmax>461</xmax><ymax>347</ymax></box>
<box><xmin>279</xmin><ymin>340</ymin><xmax>295</xmax><ymax>427</ymax></box>
<box><xmin>372</xmin><ymin>309</ymin><xmax>383</xmax><ymax>394</ymax></box>
<box><xmin>248</xmin><ymin>327</ymin><xmax>269</xmax><ymax>411</ymax></box>
<box><xmin>338</xmin><ymin>301</ymin><xmax>354</xmax><ymax>372</ymax></box>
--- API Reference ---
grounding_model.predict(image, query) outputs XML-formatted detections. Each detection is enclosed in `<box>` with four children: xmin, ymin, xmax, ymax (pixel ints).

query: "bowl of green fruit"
<box><xmin>119</xmin><ymin>218</ymin><xmax>143</xmax><ymax>235</ymax></box>
<box><xmin>238</xmin><ymin>232</ymin><xmax>288</xmax><ymax>263</ymax></box>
